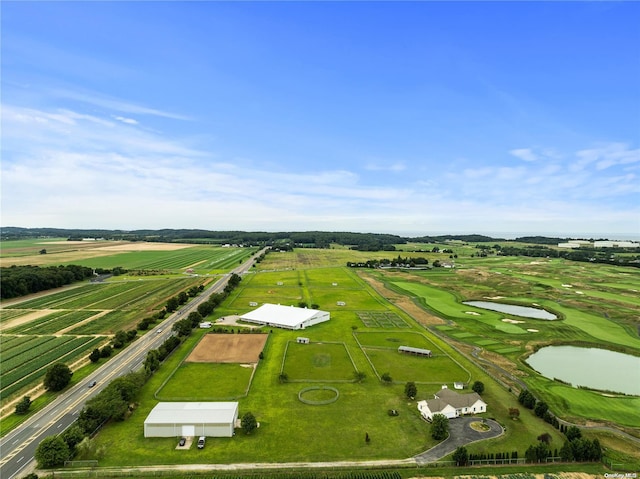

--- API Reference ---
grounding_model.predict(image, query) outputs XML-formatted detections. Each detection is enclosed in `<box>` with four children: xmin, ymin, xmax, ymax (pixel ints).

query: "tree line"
<box><xmin>1</xmin><ymin>265</ymin><xmax>94</xmax><ymax>299</ymax></box>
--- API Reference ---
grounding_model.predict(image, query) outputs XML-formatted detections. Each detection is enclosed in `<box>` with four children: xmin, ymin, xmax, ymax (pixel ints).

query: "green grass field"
<box><xmin>3</xmin><ymin>242</ymin><xmax>638</xmax><ymax>469</ymax></box>
<box><xmin>156</xmin><ymin>363</ymin><xmax>254</xmax><ymax>400</ymax></box>
<box><xmin>282</xmin><ymin>342</ymin><xmax>356</xmax><ymax>381</ymax></box>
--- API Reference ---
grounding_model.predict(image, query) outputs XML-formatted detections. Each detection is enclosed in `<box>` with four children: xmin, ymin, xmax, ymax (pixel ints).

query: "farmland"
<box><xmin>0</xmin><ymin>240</ymin><xmax>256</xmax><ymax>410</ymax></box>
<box><xmin>1</xmin><ymin>240</ymin><xmax>638</xmax><ymax>471</ymax></box>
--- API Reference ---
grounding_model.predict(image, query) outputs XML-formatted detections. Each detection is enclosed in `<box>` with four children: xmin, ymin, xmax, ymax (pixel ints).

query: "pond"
<box><xmin>463</xmin><ymin>301</ymin><xmax>557</xmax><ymax>320</ymax></box>
<box><xmin>527</xmin><ymin>345</ymin><xmax>640</xmax><ymax>395</ymax></box>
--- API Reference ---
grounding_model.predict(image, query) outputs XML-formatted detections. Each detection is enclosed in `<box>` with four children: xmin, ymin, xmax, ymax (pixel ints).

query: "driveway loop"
<box><xmin>414</xmin><ymin>417</ymin><xmax>503</xmax><ymax>465</ymax></box>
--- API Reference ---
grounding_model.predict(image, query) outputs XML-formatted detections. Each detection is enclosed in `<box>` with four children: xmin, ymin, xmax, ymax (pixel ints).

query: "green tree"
<box><xmin>241</xmin><ymin>412</ymin><xmax>257</xmax><ymax>434</ymax></box>
<box><xmin>534</xmin><ymin>400</ymin><xmax>549</xmax><ymax>418</ymax></box>
<box><xmin>15</xmin><ymin>395</ymin><xmax>32</xmax><ymax>415</ymax></box>
<box><xmin>172</xmin><ymin>318</ymin><xmax>192</xmax><ymax>337</ymax></box>
<box><xmin>89</xmin><ymin>348</ymin><xmax>101</xmax><ymax>363</ymax></box>
<box><xmin>35</xmin><ymin>435</ymin><xmax>70</xmax><ymax>468</ymax></box>
<box><xmin>560</xmin><ymin>440</ymin><xmax>574</xmax><ymax>461</ymax></box>
<box><xmin>431</xmin><ymin>414</ymin><xmax>449</xmax><ymax>440</ymax></box>
<box><xmin>508</xmin><ymin>407</ymin><xmax>520</xmax><ymax>420</ymax></box>
<box><xmin>404</xmin><ymin>381</ymin><xmax>417</xmax><ymax>399</ymax></box>
<box><xmin>43</xmin><ymin>363</ymin><xmax>72</xmax><ymax>392</ymax></box>
<box><xmin>166</xmin><ymin>296</ymin><xmax>179</xmax><ymax>312</ymax></box>
<box><xmin>61</xmin><ymin>425</ymin><xmax>85</xmax><ymax>453</ymax></box>
<box><xmin>472</xmin><ymin>380</ymin><xmax>485</xmax><ymax>394</ymax></box>
<box><xmin>565</xmin><ymin>425</ymin><xmax>582</xmax><ymax>441</ymax></box>
<box><xmin>381</xmin><ymin>372</ymin><xmax>393</xmax><ymax>384</ymax></box>
<box><xmin>188</xmin><ymin>311</ymin><xmax>203</xmax><ymax>328</ymax></box>
<box><xmin>353</xmin><ymin>371</ymin><xmax>366</xmax><ymax>383</ymax></box>
<box><xmin>453</xmin><ymin>446</ymin><xmax>469</xmax><ymax>466</ymax></box>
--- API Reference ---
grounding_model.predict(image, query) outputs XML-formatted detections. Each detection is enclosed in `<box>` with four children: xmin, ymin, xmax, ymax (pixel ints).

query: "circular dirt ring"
<box><xmin>298</xmin><ymin>386</ymin><xmax>339</xmax><ymax>405</ymax></box>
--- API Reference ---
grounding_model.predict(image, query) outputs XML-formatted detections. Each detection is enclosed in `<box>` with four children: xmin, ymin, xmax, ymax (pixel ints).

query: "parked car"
<box><xmin>179</xmin><ymin>437</ymin><xmax>186</xmax><ymax>446</ymax></box>
<box><xmin>88</xmin><ymin>380</ymin><xmax>97</xmax><ymax>388</ymax></box>
<box><xmin>197</xmin><ymin>436</ymin><xmax>205</xmax><ymax>449</ymax></box>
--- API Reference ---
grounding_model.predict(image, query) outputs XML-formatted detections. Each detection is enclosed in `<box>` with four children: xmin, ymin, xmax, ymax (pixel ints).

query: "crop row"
<box><xmin>1</xmin><ymin>336</ymin><xmax>75</xmax><ymax>374</ymax></box>
<box><xmin>3</xmin><ymin>310</ymin><xmax>70</xmax><ymax>334</ymax></box>
<box><xmin>6</xmin><ymin>310</ymin><xmax>99</xmax><ymax>335</ymax></box>
<box><xmin>10</xmin><ymin>284</ymin><xmax>99</xmax><ymax>310</ymax></box>
<box><xmin>1</xmin><ymin>336</ymin><xmax>58</xmax><ymax>362</ymax></box>
<box><xmin>0</xmin><ymin>309</ymin><xmax>30</xmax><ymax>321</ymax></box>
<box><xmin>55</xmin><ymin>282</ymin><xmax>143</xmax><ymax>309</ymax></box>
<box><xmin>0</xmin><ymin>336</ymin><xmax>105</xmax><ymax>401</ymax></box>
<box><xmin>124</xmin><ymin>278</ymin><xmax>200</xmax><ymax>311</ymax></box>
<box><xmin>0</xmin><ymin>334</ymin><xmax>37</xmax><ymax>350</ymax></box>
<box><xmin>67</xmin><ymin>310</ymin><xmax>138</xmax><ymax>335</ymax></box>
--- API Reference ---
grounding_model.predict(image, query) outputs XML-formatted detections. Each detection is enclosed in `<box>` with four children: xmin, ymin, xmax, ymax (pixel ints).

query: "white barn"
<box><xmin>144</xmin><ymin>402</ymin><xmax>238</xmax><ymax>438</ymax></box>
<box><xmin>240</xmin><ymin>303</ymin><xmax>330</xmax><ymax>330</ymax></box>
<box><xmin>417</xmin><ymin>386</ymin><xmax>486</xmax><ymax>421</ymax></box>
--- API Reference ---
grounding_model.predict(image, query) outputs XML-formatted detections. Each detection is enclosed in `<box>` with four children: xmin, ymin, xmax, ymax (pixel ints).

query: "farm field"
<box><xmin>2</xmin><ymin>243</ymin><xmax>638</xmax><ymax>470</ymax></box>
<box><xmin>0</xmin><ymin>241</ymin><xmax>254</xmax><ymax>409</ymax></box>
<box><xmin>79</xmin><ymin>247</ymin><xmax>593</xmax><ymax>468</ymax></box>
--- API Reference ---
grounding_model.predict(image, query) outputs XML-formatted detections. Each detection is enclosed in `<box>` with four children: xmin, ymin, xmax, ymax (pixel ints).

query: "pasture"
<box><xmin>156</xmin><ymin>363</ymin><xmax>254</xmax><ymax>400</ymax></box>
<box><xmin>282</xmin><ymin>341</ymin><xmax>357</xmax><ymax>381</ymax></box>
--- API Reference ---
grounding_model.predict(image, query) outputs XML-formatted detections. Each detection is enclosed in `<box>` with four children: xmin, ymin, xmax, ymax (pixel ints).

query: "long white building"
<box><xmin>144</xmin><ymin>402</ymin><xmax>238</xmax><ymax>438</ymax></box>
<box><xmin>240</xmin><ymin>303</ymin><xmax>330</xmax><ymax>330</ymax></box>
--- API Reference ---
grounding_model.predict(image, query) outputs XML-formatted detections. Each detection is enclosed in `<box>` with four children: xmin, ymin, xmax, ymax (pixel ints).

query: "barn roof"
<box><xmin>145</xmin><ymin>402</ymin><xmax>238</xmax><ymax>425</ymax></box>
<box><xmin>398</xmin><ymin>345</ymin><xmax>432</xmax><ymax>355</ymax></box>
<box><xmin>240</xmin><ymin>303</ymin><xmax>327</xmax><ymax>328</ymax></box>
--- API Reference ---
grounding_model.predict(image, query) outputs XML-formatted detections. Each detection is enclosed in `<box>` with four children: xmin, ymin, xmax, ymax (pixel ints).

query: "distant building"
<box><xmin>296</xmin><ymin>337</ymin><xmax>310</xmax><ymax>344</ymax></box>
<box><xmin>398</xmin><ymin>346</ymin><xmax>432</xmax><ymax>357</ymax></box>
<box><xmin>417</xmin><ymin>385</ymin><xmax>486</xmax><ymax>421</ymax></box>
<box><xmin>199</xmin><ymin>321</ymin><xmax>212</xmax><ymax>328</ymax></box>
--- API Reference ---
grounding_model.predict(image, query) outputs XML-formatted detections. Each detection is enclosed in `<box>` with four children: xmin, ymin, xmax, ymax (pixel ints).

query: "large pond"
<box><xmin>463</xmin><ymin>301</ymin><xmax>557</xmax><ymax>320</ymax></box>
<box><xmin>527</xmin><ymin>346</ymin><xmax>640</xmax><ymax>395</ymax></box>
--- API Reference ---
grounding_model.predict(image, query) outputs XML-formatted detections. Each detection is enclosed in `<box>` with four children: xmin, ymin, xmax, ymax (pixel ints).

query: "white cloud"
<box><xmin>114</xmin><ymin>116</ymin><xmax>139</xmax><ymax>125</ymax></box>
<box><xmin>2</xmin><ymin>101</ymin><xmax>638</xmax><ymax>237</ymax></box>
<box><xmin>509</xmin><ymin>148</ymin><xmax>538</xmax><ymax>162</ymax></box>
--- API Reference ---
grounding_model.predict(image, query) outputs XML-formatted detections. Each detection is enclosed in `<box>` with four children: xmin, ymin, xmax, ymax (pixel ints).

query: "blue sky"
<box><xmin>2</xmin><ymin>1</ymin><xmax>639</xmax><ymax>238</ymax></box>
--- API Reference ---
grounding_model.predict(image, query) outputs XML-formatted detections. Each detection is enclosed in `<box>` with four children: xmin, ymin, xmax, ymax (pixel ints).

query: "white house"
<box><xmin>240</xmin><ymin>303</ymin><xmax>330</xmax><ymax>330</ymax></box>
<box><xmin>417</xmin><ymin>386</ymin><xmax>486</xmax><ymax>421</ymax></box>
<box><xmin>144</xmin><ymin>402</ymin><xmax>238</xmax><ymax>438</ymax></box>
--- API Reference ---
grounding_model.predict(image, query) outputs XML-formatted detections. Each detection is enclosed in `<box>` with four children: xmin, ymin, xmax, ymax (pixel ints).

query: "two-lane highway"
<box><xmin>0</xmin><ymin>249</ymin><xmax>264</xmax><ymax>479</ymax></box>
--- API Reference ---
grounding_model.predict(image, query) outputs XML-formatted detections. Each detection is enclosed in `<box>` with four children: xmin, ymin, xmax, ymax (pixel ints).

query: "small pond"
<box><xmin>527</xmin><ymin>345</ymin><xmax>640</xmax><ymax>395</ymax></box>
<box><xmin>463</xmin><ymin>301</ymin><xmax>557</xmax><ymax>320</ymax></box>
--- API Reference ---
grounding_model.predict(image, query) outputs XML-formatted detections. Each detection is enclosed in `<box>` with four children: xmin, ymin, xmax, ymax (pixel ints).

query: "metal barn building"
<box><xmin>144</xmin><ymin>402</ymin><xmax>239</xmax><ymax>438</ymax></box>
<box><xmin>240</xmin><ymin>303</ymin><xmax>330</xmax><ymax>330</ymax></box>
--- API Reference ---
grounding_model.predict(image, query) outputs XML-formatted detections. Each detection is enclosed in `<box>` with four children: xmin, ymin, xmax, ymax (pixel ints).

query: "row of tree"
<box><xmin>1</xmin><ymin>265</ymin><xmax>94</xmax><ymax>299</ymax></box>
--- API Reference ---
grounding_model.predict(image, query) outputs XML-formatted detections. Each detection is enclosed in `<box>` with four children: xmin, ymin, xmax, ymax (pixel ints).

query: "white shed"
<box><xmin>144</xmin><ymin>402</ymin><xmax>238</xmax><ymax>438</ymax></box>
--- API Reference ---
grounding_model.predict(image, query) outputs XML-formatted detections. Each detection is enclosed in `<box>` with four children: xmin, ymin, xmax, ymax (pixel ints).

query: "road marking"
<box><xmin>17</xmin><ymin>456</ymin><xmax>24</xmax><ymax>463</ymax></box>
<box><xmin>12</xmin><ymin>439</ymin><xmax>19</xmax><ymax>445</ymax></box>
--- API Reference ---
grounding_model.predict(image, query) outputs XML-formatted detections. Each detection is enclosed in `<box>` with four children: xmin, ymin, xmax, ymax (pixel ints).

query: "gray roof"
<box><xmin>398</xmin><ymin>346</ymin><xmax>432</xmax><ymax>355</ymax></box>
<box><xmin>435</xmin><ymin>388</ymin><xmax>484</xmax><ymax>408</ymax></box>
<box><xmin>145</xmin><ymin>402</ymin><xmax>238</xmax><ymax>425</ymax></box>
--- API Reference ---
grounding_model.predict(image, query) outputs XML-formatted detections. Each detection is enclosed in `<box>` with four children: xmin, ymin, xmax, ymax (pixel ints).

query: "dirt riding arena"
<box><xmin>186</xmin><ymin>334</ymin><xmax>268</xmax><ymax>363</ymax></box>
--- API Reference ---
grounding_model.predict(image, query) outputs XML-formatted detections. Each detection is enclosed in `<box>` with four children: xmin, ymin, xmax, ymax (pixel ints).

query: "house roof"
<box><xmin>240</xmin><ymin>303</ymin><xmax>327</xmax><ymax>328</ymax></box>
<box><xmin>145</xmin><ymin>402</ymin><xmax>238</xmax><ymax>425</ymax></box>
<box><xmin>435</xmin><ymin>388</ymin><xmax>485</xmax><ymax>408</ymax></box>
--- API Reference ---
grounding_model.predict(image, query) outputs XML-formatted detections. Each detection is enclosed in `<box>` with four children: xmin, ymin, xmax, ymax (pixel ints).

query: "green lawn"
<box><xmin>156</xmin><ymin>363</ymin><xmax>254</xmax><ymax>400</ymax></box>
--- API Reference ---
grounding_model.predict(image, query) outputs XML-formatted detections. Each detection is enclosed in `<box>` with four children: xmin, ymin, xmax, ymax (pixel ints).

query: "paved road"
<box><xmin>0</xmin><ymin>248</ymin><xmax>264</xmax><ymax>479</ymax></box>
<box><xmin>414</xmin><ymin>417</ymin><xmax>503</xmax><ymax>465</ymax></box>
